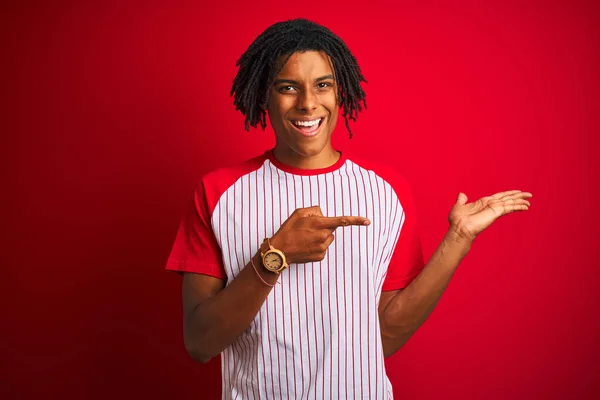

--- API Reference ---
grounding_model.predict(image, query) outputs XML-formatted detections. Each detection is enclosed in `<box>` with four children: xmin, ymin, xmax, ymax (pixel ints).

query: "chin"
<box><xmin>290</xmin><ymin>140</ymin><xmax>330</xmax><ymax>158</ymax></box>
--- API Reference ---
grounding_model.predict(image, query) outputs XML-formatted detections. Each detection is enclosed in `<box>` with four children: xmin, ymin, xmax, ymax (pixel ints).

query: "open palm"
<box><xmin>448</xmin><ymin>190</ymin><xmax>533</xmax><ymax>241</ymax></box>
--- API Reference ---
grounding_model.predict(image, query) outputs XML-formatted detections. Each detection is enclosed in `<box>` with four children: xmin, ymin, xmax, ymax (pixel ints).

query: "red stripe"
<box><xmin>378</xmin><ymin>195</ymin><xmax>402</xmax><ymax>295</ymax></box>
<box><xmin>255</xmin><ymin>171</ymin><xmax>269</xmax><ymax>397</ymax></box>
<box><xmin>339</xmin><ymin>167</ymin><xmax>349</xmax><ymax>399</ymax></box>
<box><xmin>240</xmin><ymin>176</ymin><xmax>252</xmax><ymax>397</ymax></box>
<box><xmin>351</xmin><ymin>163</ymin><xmax>364</xmax><ymax>398</ymax></box>
<box><xmin>230</xmin><ymin>338</ymin><xmax>240</xmax><ymax>400</ymax></box>
<box><xmin>229</xmin><ymin>187</ymin><xmax>245</xmax><ymax>396</ymax></box>
<box><xmin>263</xmin><ymin>165</ymin><xmax>276</xmax><ymax>400</ymax></box>
<box><xmin>360</xmin><ymin>167</ymin><xmax>377</xmax><ymax>398</ymax></box>
<box><xmin>309</xmin><ymin>176</ymin><xmax>320</xmax><ymax>400</ymax></box>
<box><xmin>376</xmin><ymin>184</ymin><xmax>393</xmax><ymax>294</ymax></box>
<box><xmin>378</xmin><ymin>181</ymin><xmax>391</xmax><ymax>286</ymax></box>
<box><xmin>274</xmin><ymin>168</ymin><xmax>291</xmax><ymax>399</ymax></box>
<box><xmin>269</xmin><ymin>167</ymin><xmax>284</xmax><ymax>400</ymax></box>
<box><xmin>292</xmin><ymin>174</ymin><xmax>305</xmax><ymax>397</ymax></box>
<box><xmin>382</xmin><ymin>201</ymin><xmax>402</xmax><ymax>267</ymax></box>
<box><xmin>326</xmin><ymin>173</ymin><xmax>335</xmax><ymax>400</ymax></box>
<box><xmin>345</xmin><ymin>167</ymin><xmax>355</xmax><ymax>398</ymax></box>
<box><xmin>300</xmin><ymin>175</ymin><xmax>313</xmax><ymax>396</ymax></box>
<box><xmin>318</xmin><ymin>175</ymin><xmax>326</xmax><ymax>399</ymax></box>
<box><xmin>224</xmin><ymin>193</ymin><xmax>234</xmax><ymax>397</ymax></box>
<box><xmin>239</xmin><ymin>178</ymin><xmax>248</xmax><ymax>399</ymax></box>
<box><xmin>335</xmin><ymin>169</ymin><xmax>342</xmax><ymax>398</ymax></box>
<box><xmin>282</xmin><ymin>171</ymin><xmax>299</xmax><ymax>397</ymax></box>
<box><xmin>373</xmin><ymin>176</ymin><xmax>384</xmax><ymax>282</ymax></box>
<box><xmin>248</xmin><ymin>174</ymin><xmax>260</xmax><ymax>398</ymax></box>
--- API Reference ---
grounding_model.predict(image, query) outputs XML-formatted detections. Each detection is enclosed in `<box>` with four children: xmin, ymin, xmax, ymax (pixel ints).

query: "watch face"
<box><xmin>264</xmin><ymin>252</ymin><xmax>283</xmax><ymax>271</ymax></box>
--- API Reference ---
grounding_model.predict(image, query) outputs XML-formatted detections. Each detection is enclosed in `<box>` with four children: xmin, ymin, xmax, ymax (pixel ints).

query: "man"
<box><xmin>166</xmin><ymin>18</ymin><xmax>532</xmax><ymax>399</ymax></box>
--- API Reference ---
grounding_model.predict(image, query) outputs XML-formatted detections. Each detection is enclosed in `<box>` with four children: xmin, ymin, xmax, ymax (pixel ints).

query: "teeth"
<box><xmin>293</xmin><ymin>119</ymin><xmax>321</xmax><ymax>127</ymax></box>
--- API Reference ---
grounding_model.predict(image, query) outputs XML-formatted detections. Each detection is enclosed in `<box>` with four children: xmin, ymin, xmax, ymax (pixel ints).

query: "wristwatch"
<box><xmin>260</xmin><ymin>238</ymin><xmax>289</xmax><ymax>274</ymax></box>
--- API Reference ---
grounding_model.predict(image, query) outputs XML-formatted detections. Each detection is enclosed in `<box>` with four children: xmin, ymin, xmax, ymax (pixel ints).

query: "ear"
<box><xmin>261</xmin><ymin>92</ymin><xmax>270</xmax><ymax>111</ymax></box>
<box><xmin>258</xmin><ymin>89</ymin><xmax>267</xmax><ymax>111</ymax></box>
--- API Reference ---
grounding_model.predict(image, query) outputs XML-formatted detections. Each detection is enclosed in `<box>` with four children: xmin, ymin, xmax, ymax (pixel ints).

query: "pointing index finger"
<box><xmin>318</xmin><ymin>216</ymin><xmax>371</xmax><ymax>229</ymax></box>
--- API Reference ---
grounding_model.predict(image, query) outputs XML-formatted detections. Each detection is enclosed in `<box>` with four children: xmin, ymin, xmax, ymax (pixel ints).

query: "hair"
<box><xmin>230</xmin><ymin>18</ymin><xmax>367</xmax><ymax>139</ymax></box>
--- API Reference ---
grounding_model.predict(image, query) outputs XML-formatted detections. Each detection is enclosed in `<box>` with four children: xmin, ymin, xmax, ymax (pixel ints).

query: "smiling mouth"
<box><xmin>290</xmin><ymin>118</ymin><xmax>325</xmax><ymax>137</ymax></box>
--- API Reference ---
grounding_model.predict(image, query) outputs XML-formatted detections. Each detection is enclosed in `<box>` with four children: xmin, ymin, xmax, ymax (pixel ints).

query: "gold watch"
<box><xmin>260</xmin><ymin>238</ymin><xmax>289</xmax><ymax>274</ymax></box>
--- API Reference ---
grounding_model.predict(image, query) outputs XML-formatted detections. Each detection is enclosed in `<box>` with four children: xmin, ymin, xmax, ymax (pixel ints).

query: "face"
<box><xmin>267</xmin><ymin>50</ymin><xmax>339</xmax><ymax>162</ymax></box>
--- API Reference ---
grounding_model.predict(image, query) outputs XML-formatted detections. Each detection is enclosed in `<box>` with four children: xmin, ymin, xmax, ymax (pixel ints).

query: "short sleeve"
<box><xmin>165</xmin><ymin>179</ymin><xmax>227</xmax><ymax>279</ymax></box>
<box><xmin>381</xmin><ymin>178</ymin><xmax>425</xmax><ymax>291</ymax></box>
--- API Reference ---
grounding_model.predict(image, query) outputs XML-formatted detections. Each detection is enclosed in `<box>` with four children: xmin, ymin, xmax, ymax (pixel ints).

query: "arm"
<box><xmin>378</xmin><ymin>229</ymin><xmax>470</xmax><ymax>356</ymax></box>
<box><xmin>378</xmin><ymin>190</ymin><xmax>532</xmax><ymax>356</ymax></box>
<box><xmin>182</xmin><ymin>207</ymin><xmax>369</xmax><ymax>363</ymax></box>
<box><xmin>183</xmin><ymin>251</ymin><xmax>278</xmax><ymax>364</ymax></box>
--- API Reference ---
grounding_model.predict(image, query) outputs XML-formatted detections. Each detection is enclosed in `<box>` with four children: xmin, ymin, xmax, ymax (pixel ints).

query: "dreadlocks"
<box><xmin>230</xmin><ymin>18</ymin><xmax>367</xmax><ymax>139</ymax></box>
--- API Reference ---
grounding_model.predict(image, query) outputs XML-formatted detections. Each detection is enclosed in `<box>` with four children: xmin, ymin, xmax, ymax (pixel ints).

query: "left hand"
<box><xmin>448</xmin><ymin>190</ymin><xmax>532</xmax><ymax>242</ymax></box>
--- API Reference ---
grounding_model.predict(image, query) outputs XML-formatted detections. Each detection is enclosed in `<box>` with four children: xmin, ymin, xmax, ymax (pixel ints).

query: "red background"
<box><xmin>6</xmin><ymin>0</ymin><xmax>600</xmax><ymax>399</ymax></box>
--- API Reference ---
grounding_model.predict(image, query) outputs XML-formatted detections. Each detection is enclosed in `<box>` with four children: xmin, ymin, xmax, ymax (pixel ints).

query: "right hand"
<box><xmin>270</xmin><ymin>206</ymin><xmax>370</xmax><ymax>264</ymax></box>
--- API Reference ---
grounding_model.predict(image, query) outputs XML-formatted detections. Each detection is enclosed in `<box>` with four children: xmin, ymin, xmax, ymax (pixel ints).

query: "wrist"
<box><xmin>444</xmin><ymin>228</ymin><xmax>473</xmax><ymax>255</ymax></box>
<box><xmin>253</xmin><ymin>252</ymin><xmax>279</xmax><ymax>282</ymax></box>
<box><xmin>268</xmin><ymin>234</ymin><xmax>292</xmax><ymax>264</ymax></box>
<box><xmin>268</xmin><ymin>233</ymin><xmax>283</xmax><ymax>252</ymax></box>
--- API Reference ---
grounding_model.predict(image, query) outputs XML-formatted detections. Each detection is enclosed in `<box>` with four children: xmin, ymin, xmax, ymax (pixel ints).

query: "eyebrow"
<box><xmin>273</xmin><ymin>74</ymin><xmax>335</xmax><ymax>85</ymax></box>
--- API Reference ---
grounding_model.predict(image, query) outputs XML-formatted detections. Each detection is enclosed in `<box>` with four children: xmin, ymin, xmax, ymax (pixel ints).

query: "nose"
<box><xmin>295</xmin><ymin>88</ymin><xmax>318</xmax><ymax>112</ymax></box>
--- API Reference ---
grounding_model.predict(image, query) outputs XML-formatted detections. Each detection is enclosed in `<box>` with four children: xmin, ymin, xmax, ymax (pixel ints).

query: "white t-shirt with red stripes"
<box><xmin>167</xmin><ymin>149</ymin><xmax>425</xmax><ymax>400</ymax></box>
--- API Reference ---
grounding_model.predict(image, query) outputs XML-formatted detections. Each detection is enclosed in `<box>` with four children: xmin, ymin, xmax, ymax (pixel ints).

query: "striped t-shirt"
<box><xmin>166</xmin><ymin>149</ymin><xmax>425</xmax><ymax>399</ymax></box>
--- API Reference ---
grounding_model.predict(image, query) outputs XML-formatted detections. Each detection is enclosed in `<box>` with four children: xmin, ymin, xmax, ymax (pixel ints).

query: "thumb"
<box><xmin>456</xmin><ymin>192</ymin><xmax>468</xmax><ymax>205</ymax></box>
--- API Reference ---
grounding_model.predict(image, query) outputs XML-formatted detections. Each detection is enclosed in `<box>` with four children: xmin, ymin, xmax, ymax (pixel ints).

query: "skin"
<box><xmin>268</xmin><ymin>51</ymin><xmax>341</xmax><ymax>170</ymax></box>
<box><xmin>181</xmin><ymin>50</ymin><xmax>533</xmax><ymax>363</ymax></box>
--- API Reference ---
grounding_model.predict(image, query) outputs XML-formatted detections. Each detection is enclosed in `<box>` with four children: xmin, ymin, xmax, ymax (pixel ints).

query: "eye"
<box><xmin>317</xmin><ymin>82</ymin><xmax>333</xmax><ymax>89</ymax></box>
<box><xmin>279</xmin><ymin>85</ymin><xmax>296</xmax><ymax>93</ymax></box>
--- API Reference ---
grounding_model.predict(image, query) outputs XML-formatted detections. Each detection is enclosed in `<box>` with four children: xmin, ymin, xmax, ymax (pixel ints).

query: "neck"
<box><xmin>273</xmin><ymin>145</ymin><xmax>340</xmax><ymax>170</ymax></box>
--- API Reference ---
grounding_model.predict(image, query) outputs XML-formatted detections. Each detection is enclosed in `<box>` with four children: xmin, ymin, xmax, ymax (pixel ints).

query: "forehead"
<box><xmin>276</xmin><ymin>50</ymin><xmax>334</xmax><ymax>78</ymax></box>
